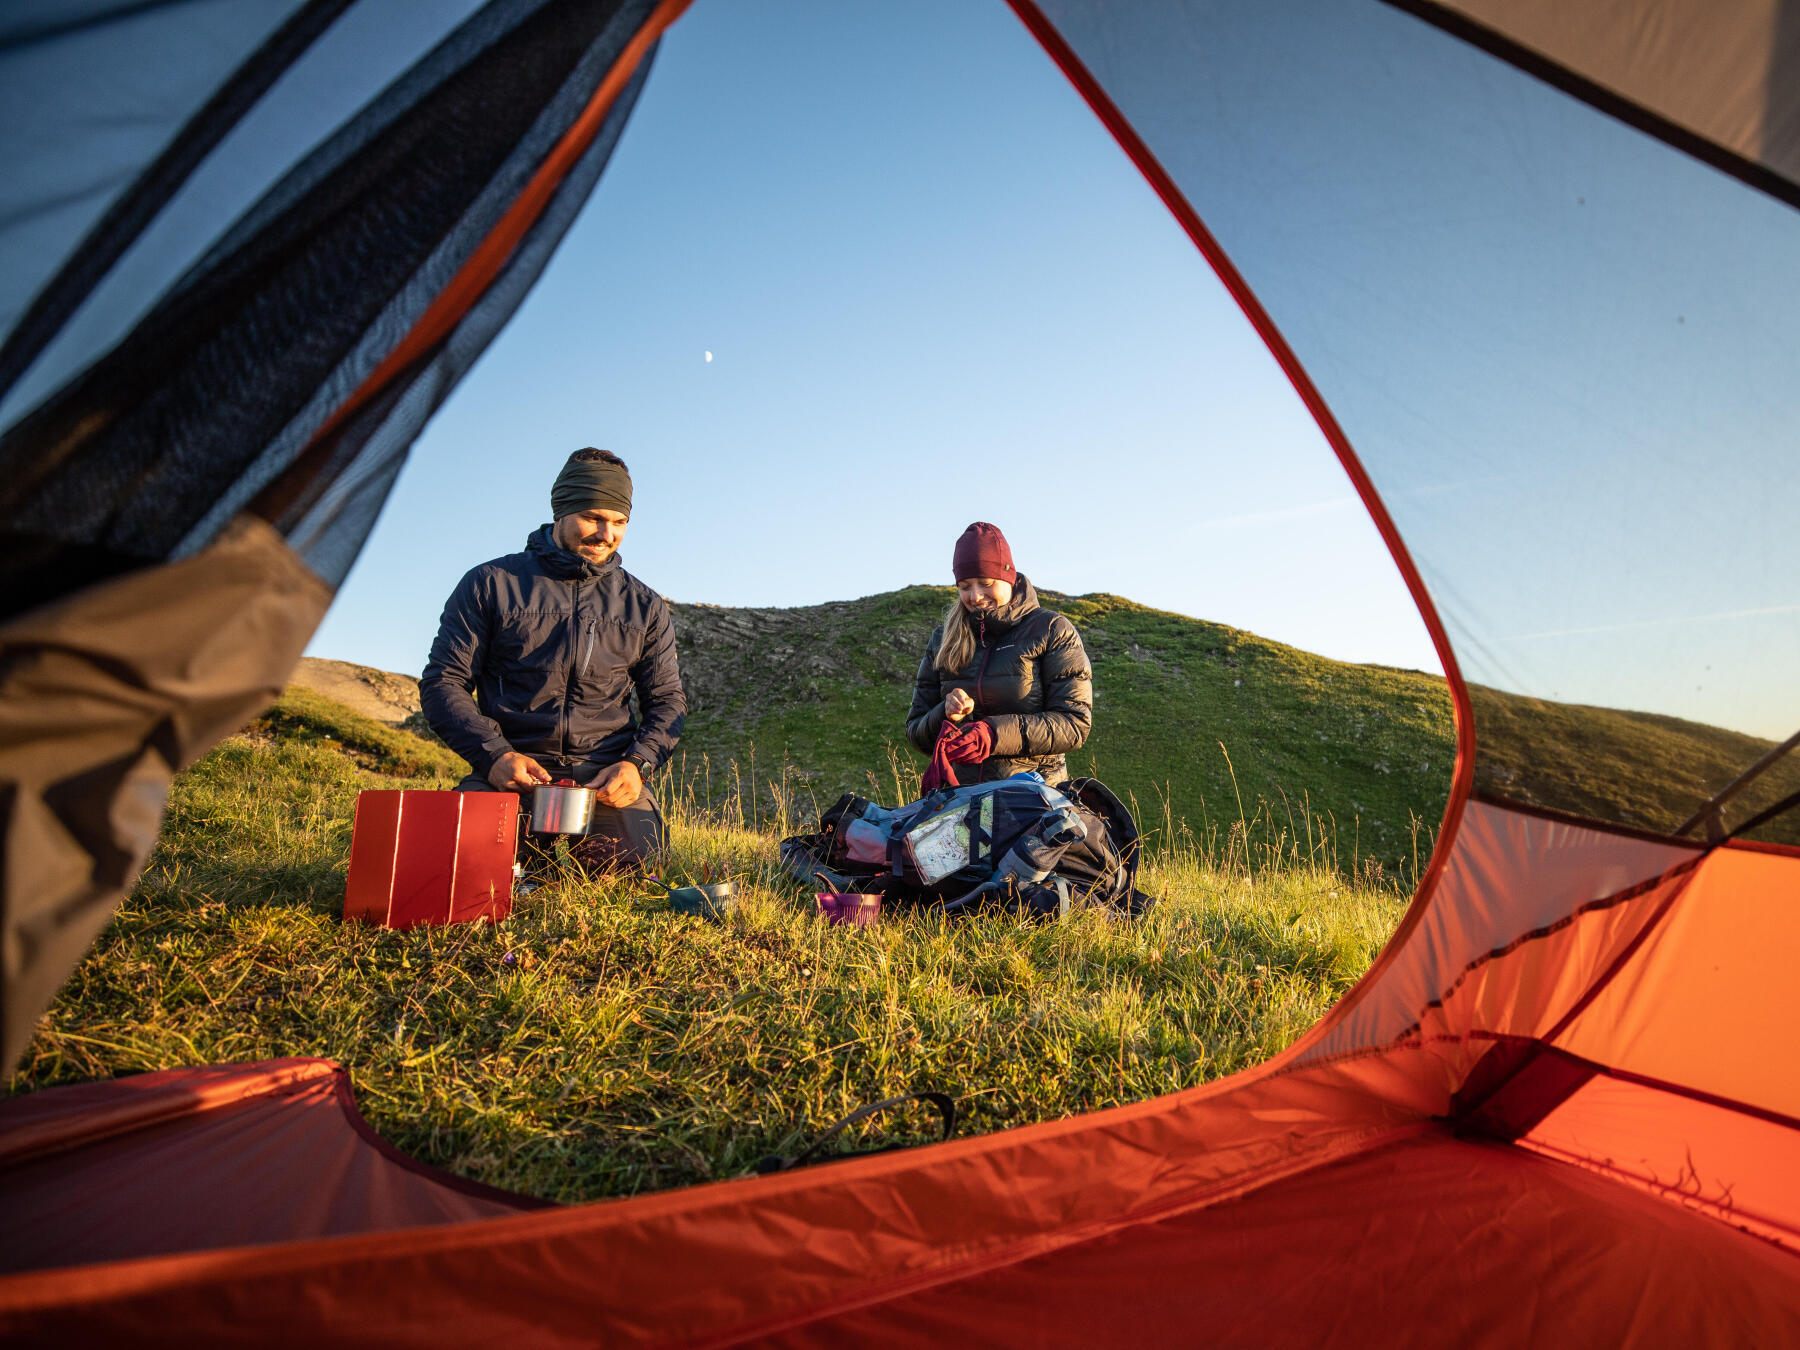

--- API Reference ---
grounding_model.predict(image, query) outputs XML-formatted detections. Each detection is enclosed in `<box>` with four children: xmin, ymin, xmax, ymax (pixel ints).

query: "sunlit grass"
<box><xmin>10</xmin><ymin>706</ymin><xmax>1410</xmax><ymax>1203</ymax></box>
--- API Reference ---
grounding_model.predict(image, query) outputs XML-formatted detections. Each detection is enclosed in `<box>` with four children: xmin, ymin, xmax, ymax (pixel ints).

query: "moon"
<box><xmin>703</xmin><ymin>350</ymin><xmax>713</xmax><ymax>363</ymax></box>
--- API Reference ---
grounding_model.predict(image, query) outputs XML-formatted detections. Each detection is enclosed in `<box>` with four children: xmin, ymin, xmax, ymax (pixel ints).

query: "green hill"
<box><xmin>294</xmin><ymin>584</ymin><xmax>1796</xmax><ymax>869</ymax></box>
<box><xmin>1470</xmin><ymin>687</ymin><xmax>1799</xmax><ymax>845</ymax></box>
<box><xmin>668</xmin><ymin>587</ymin><xmax>1455</xmax><ymax>880</ymax></box>
<box><xmin>667</xmin><ymin>587</ymin><xmax>1798</xmax><ymax>853</ymax></box>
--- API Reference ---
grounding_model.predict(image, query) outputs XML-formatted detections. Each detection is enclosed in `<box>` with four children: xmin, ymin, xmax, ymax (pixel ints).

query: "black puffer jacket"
<box><xmin>420</xmin><ymin>526</ymin><xmax>686</xmax><ymax>780</ymax></box>
<box><xmin>906</xmin><ymin>576</ymin><xmax>1093</xmax><ymax>783</ymax></box>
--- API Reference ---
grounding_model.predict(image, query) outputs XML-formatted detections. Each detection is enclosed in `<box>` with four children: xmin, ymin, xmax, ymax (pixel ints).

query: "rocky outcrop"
<box><xmin>287</xmin><ymin>657</ymin><xmax>421</xmax><ymax>726</ymax></box>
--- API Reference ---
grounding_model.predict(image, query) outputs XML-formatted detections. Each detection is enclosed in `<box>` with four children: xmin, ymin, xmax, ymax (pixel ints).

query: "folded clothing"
<box><xmin>945</xmin><ymin>719</ymin><xmax>993</xmax><ymax>764</ymax></box>
<box><xmin>920</xmin><ymin>718</ymin><xmax>994</xmax><ymax>792</ymax></box>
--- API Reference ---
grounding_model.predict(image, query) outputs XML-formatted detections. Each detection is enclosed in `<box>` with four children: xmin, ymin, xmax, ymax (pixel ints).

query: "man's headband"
<box><xmin>551</xmin><ymin>454</ymin><xmax>632</xmax><ymax>520</ymax></box>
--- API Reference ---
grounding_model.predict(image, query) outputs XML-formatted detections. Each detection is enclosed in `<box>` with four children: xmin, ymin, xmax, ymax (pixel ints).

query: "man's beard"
<box><xmin>555</xmin><ymin>523</ymin><xmax>614</xmax><ymax>562</ymax></box>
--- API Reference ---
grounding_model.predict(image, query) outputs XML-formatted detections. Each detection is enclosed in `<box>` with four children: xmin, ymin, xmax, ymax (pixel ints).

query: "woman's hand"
<box><xmin>944</xmin><ymin>688</ymin><xmax>975</xmax><ymax>722</ymax></box>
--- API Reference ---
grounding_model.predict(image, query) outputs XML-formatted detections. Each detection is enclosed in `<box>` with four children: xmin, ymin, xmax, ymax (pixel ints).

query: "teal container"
<box><xmin>666</xmin><ymin>880</ymin><xmax>734</xmax><ymax>919</ymax></box>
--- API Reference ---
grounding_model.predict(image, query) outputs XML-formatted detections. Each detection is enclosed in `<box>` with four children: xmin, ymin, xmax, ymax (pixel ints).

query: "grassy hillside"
<box><xmin>10</xmin><ymin>693</ymin><xmax>1404</xmax><ymax>1202</ymax></box>
<box><xmin>669</xmin><ymin>587</ymin><xmax>1455</xmax><ymax>880</ymax></box>
<box><xmin>1471</xmin><ymin>687</ymin><xmax>1800</xmax><ymax>845</ymax></box>
<box><xmin>669</xmin><ymin>587</ymin><xmax>1797</xmax><ymax>854</ymax></box>
<box><xmin>293</xmin><ymin>583</ymin><xmax>1796</xmax><ymax>865</ymax></box>
<box><xmin>251</xmin><ymin>685</ymin><xmax>468</xmax><ymax>779</ymax></box>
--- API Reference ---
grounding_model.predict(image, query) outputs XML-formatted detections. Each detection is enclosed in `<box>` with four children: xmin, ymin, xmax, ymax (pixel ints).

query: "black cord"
<box><xmin>754</xmin><ymin>1091</ymin><xmax>958</xmax><ymax>1174</ymax></box>
<box><xmin>1726</xmin><ymin>788</ymin><xmax>1800</xmax><ymax>842</ymax></box>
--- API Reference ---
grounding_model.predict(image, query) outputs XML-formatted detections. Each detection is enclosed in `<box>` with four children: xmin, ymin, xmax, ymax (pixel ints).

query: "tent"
<box><xmin>2</xmin><ymin>0</ymin><xmax>1797</xmax><ymax>1343</ymax></box>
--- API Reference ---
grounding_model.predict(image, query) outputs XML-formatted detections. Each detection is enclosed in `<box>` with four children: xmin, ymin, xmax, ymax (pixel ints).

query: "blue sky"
<box><xmin>307</xmin><ymin>0</ymin><xmax>1437</xmax><ymax>680</ymax></box>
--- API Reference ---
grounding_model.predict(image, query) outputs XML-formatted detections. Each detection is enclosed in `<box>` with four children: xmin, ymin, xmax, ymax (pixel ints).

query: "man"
<box><xmin>420</xmin><ymin>447</ymin><xmax>685</xmax><ymax>873</ymax></box>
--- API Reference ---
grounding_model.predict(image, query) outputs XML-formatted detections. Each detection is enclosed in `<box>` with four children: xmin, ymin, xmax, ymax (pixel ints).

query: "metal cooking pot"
<box><xmin>530</xmin><ymin>781</ymin><xmax>593</xmax><ymax>835</ymax></box>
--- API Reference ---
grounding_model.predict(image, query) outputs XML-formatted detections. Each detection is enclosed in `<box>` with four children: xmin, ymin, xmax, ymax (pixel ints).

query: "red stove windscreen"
<box><xmin>344</xmin><ymin>790</ymin><xmax>516</xmax><ymax>929</ymax></box>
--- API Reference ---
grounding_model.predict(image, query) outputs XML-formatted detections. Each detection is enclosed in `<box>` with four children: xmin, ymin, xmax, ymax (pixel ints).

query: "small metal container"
<box><xmin>668</xmin><ymin>881</ymin><xmax>735</xmax><ymax>919</ymax></box>
<box><xmin>530</xmin><ymin>783</ymin><xmax>593</xmax><ymax>835</ymax></box>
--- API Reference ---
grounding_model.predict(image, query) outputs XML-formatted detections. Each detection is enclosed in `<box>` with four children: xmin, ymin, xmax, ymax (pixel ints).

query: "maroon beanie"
<box><xmin>952</xmin><ymin>522</ymin><xmax>1016</xmax><ymax>583</ymax></box>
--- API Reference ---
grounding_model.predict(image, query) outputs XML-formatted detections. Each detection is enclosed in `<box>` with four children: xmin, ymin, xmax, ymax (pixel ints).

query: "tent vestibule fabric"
<box><xmin>0</xmin><ymin>516</ymin><xmax>329</xmax><ymax>1080</ymax></box>
<box><xmin>0</xmin><ymin>0</ymin><xmax>687</xmax><ymax>1071</ymax></box>
<box><xmin>0</xmin><ymin>1059</ymin><xmax>542</xmax><ymax>1278</ymax></box>
<box><xmin>1</xmin><ymin>0</ymin><xmax>1798</xmax><ymax>1344</ymax></box>
<box><xmin>1389</xmin><ymin>0</ymin><xmax>1800</xmax><ymax>204</ymax></box>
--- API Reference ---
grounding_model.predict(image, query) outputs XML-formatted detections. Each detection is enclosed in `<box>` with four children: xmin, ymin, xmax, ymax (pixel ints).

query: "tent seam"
<box><xmin>1405</xmin><ymin>857</ymin><xmax>1705</xmax><ymax>1038</ymax></box>
<box><xmin>1375</xmin><ymin>0</ymin><xmax>1800</xmax><ymax>213</ymax></box>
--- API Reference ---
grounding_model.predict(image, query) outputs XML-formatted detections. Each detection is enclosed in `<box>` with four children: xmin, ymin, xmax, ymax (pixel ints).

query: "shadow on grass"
<box><xmin>136</xmin><ymin>860</ymin><xmax>350</xmax><ymax>919</ymax></box>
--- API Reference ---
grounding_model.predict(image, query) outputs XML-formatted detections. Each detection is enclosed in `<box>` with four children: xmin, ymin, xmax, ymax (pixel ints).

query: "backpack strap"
<box><xmin>964</xmin><ymin>791</ymin><xmax>995</xmax><ymax>867</ymax></box>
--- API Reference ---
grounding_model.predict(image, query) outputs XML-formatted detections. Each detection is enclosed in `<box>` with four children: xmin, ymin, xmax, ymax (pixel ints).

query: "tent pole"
<box><xmin>1674</xmin><ymin>728</ymin><xmax>1800</xmax><ymax>840</ymax></box>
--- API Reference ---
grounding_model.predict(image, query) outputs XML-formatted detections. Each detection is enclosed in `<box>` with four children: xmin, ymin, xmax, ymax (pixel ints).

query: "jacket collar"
<box><xmin>527</xmin><ymin>523</ymin><xmax>621</xmax><ymax>581</ymax></box>
<box><xmin>974</xmin><ymin>574</ymin><xmax>1039</xmax><ymax>640</ymax></box>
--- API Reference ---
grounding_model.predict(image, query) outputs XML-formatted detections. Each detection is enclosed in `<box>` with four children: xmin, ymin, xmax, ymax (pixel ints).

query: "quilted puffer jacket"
<box><xmin>420</xmin><ymin>526</ymin><xmax>685</xmax><ymax>779</ymax></box>
<box><xmin>906</xmin><ymin>576</ymin><xmax>1093</xmax><ymax>784</ymax></box>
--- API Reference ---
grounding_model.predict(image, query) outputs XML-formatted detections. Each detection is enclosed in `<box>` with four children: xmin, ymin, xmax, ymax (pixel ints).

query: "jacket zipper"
<box><xmin>974</xmin><ymin>614</ymin><xmax>992</xmax><ymax>714</ymax></box>
<box><xmin>560</xmin><ymin>580</ymin><xmax>584</xmax><ymax>760</ymax></box>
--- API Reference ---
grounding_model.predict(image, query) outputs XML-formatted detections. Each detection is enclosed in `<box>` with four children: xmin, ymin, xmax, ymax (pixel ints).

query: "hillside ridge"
<box><xmin>299</xmin><ymin>587</ymin><xmax>1460</xmax><ymax>866</ymax></box>
<box><xmin>293</xmin><ymin>586</ymin><xmax>1796</xmax><ymax>859</ymax></box>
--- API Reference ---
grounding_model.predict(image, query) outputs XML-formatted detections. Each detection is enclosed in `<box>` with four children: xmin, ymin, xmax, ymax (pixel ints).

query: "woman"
<box><xmin>906</xmin><ymin>522</ymin><xmax>1093</xmax><ymax>787</ymax></box>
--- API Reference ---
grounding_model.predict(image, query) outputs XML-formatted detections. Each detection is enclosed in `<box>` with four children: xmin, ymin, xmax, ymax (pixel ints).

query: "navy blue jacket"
<box><xmin>420</xmin><ymin>526</ymin><xmax>686</xmax><ymax>780</ymax></box>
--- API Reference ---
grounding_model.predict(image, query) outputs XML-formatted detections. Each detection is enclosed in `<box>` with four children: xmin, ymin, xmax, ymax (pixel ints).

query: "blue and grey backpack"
<box><xmin>780</xmin><ymin>774</ymin><xmax>1152</xmax><ymax>918</ymax></box>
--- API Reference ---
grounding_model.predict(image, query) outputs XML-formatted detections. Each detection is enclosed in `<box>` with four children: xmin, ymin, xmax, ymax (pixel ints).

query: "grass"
<box><xmin>249</xmin><ymin>685</ymin><xmax>469</xmax><ymax>780</ymax></box>
<box><xmin>8</xmin><ymin>697</ymin><xmax>1407</xmax><ymax>1204</ymax></box>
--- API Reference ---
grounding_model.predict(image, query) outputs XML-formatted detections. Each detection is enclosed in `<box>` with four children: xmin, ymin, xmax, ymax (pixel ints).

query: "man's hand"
<box><xmin>591</xmin><ymin>759</ymin><xmax>643</xmax><ymax>808</ymax></box>
<box><xmin>488</xmin><ymin>751</ymin><xmax>552</xmax><ymax>792</ymax></box>
<box><xmin>944</xmin><ymin>687</ymin><xmax>976</xmax><ymax>722</ymax></box>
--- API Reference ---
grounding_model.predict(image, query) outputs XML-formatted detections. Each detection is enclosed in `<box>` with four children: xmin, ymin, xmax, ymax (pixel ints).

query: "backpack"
<box><xmin>780</xmin><ymin>773</ymin><xmax>1153</xmax><ymax>919</ymax></box>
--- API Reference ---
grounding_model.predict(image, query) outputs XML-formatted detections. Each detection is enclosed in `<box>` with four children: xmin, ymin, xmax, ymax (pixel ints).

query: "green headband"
<box><xmin>551</xmin><ymin>456</ymin><xmax>633</xmax><ymax>521</ymax></box>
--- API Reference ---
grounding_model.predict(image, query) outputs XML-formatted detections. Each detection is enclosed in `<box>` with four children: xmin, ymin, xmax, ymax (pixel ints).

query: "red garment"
<box><xmin>945</xmin><ymin>718</ymin><xmax>994</xmax><ymax>764</ymax></box>
<box><xmin>920</xmin><ymin>719</ymin><xmax>962</xmax><ymax>793</ymax></box>
<box><xmin>920</xmin><ymin>719</ymin><xmax>994</xmax><ymax>792</ymax></box>
<box><xmin>952</xmin><ymin>522</ymin><xmax>1015</xmax><ymax>583</ymax></box>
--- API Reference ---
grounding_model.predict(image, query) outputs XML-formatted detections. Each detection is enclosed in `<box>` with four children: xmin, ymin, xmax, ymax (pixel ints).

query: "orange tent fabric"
<box><xmin>3</xmin><ymin>841</ymin><xmax>1797</xmax><ymax>1343</ymax></box>
<box><xmin>0</xmin><ymin>1061</ymin><xmax>540</xmax><ymax>1278</ymax></box>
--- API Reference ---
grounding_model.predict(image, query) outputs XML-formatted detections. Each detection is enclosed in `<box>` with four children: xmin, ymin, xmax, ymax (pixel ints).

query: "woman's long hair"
<box><xmin>934</xmin><ymin>596</ymin><xmax>978</xmax><ymax>675</ymax></box>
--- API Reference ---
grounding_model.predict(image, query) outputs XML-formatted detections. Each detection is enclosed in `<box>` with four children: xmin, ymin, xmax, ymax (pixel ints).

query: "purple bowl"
<box><xmin>816</xmin><ymin>892</ymin><xmax>881</xmax><ymax>927</ymax></box>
